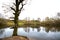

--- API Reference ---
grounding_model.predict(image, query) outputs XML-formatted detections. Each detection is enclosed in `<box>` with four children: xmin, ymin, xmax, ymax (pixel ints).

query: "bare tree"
<box><xmin>12</xmin><ymin>0</ymin><xmax>26</xmax><ymax>36</ymax></box>
<box><xmin>2</xmin><ymin>0</ymin><xmax>29</xmax><ymax>36</ymax></box>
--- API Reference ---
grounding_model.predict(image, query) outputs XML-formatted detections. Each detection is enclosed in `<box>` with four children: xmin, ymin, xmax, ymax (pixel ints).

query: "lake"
<box><xmin>0</xmin><ymin>26</ymin><xmax>60</xmax><ymax>40</ymax></box>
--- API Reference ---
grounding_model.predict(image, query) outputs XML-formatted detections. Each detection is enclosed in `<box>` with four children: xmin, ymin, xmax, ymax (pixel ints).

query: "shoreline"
<box><xmin>0</xmin><ymin>36</ymin><xmax>29</xmax><ymax>40</ymax></box>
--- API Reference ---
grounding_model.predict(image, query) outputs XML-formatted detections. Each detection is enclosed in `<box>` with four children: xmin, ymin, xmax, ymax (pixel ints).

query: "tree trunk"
<box><xmin>13</xmin><ymin>27</ymin><xmax>17</xmax><ymax>36</ymax></box>
<box><xmin>13</xmin><ymin>0</ymin><xmax>19</xmax><ymax>36</ymax></box>
<box><xmin>13</xmin><ymin>15</ymin><xmax>18</xmax><ymax>36</ymax></box>
<box><xmin>14</xmin><ymin>0</ymin><xmax>19</xmax><ymax>27</ymax></box>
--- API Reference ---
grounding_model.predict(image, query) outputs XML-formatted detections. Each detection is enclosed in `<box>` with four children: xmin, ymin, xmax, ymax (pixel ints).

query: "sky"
<box><xmin>0</xmin><ymin>0</ymin><xmax>60</xmax><ymax>20</ymax></box>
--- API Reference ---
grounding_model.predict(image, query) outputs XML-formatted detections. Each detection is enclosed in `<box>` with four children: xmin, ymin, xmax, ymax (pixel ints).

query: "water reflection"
<box><xmin>45</xmin><ymin>27</ymin><xmax>60</xmax><ymax>32</ymax></box>
<box><xmin>23</xmin><ymin>27</ymin><xmax>41</xmax><ymax>32</ymax></box>
<box><xmin>0</xmin><ymin>26</ymin><xmax>60</xmax><ymax>40</ymax></box>
<box><xmin>0</xmin><ymin>29</ymin><xmax>4</xmax><ymax>35</ymax></box>
<box><xmin>0</xmin><ymin>28</ymin><xmax>13</xmax><ymax>38</ymax></box>
<box><xmin>24</xmin><ymin>27</ymin><xmax>30</xmax><ymax>32</ymax></box>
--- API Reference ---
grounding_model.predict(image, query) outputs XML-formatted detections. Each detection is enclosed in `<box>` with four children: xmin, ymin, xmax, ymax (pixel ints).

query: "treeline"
<box><xmin>0</xmin><ymin>18</ymin><xmax>7</xmax><ymax>26</ymax></box>
<box><xmin>0</xmin><ymin>18</ymin><xmax>14</xmax><ymax>28</ymax></box>
<box><xmin>18</xmin><ymin>20</ymin><xmax>40</xmax><ymax>27</ymax></box>
<box><xmin>41</xmin><ymin>17</ymin><xmax>60</xmax><ymax>26</ymax></box>
<box><xmin>0</xmin><ymin>17</ymin><xmax>60</xmax><ymax>28</ymax></box>
<box><xmin>0</xmin><ymin>18</ymin><xmax>7</xmax><ymax>28</ymax></box>
<box><xmin>18</xmin><ymin>17</ymin><xmax>60</xmax><ymax>27</ymax></box>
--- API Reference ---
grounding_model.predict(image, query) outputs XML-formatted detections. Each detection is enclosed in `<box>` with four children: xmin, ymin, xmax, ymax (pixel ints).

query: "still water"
<box><xmin>0</xmin><ymin>26</ymin><xmax>60</xmax><ymax>40</ymax></box>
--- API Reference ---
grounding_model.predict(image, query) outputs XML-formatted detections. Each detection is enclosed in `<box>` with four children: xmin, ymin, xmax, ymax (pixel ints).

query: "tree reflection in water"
<box><xmin>23</xmin><ymin>26</ymin><xmax>60</xmax><ymax>33</ymax></box>
<box><xmin>0</xmin><ymin>26</ymin><xmax>60</xmax><ymax>39</ymax></box>
<box><xmin>44</xmin><ymin>26</ymin><xmax>60</xmax><ymax>32</ymax></box>
<box><xmin>36</xmin><ymin>27</ymin><xmax>41</xmax><ymax>32</ymax></box>
<box><xmin>0</xmin><ymin>29</ymin><xmax>4</xmax><ymax>35</ymax></box>
<box><xmin>23</xmin><ymin>27</ymin><xmax>44</xmax><ymax>33</ymax></box>
<box><xmin>24</xmin><ymin>27</ymin><xmax>30</xmax><ymax>33</ymax></box>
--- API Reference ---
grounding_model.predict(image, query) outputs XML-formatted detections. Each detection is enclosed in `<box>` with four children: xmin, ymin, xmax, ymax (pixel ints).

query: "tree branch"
<box><xmin>13</xmin><ymin>3</ymin><xmax>16</xmax><ymax>6</ymax></box>
<box><xmin>18</xmin><ymin>3</ymin><xmax>26</xmax><ymax>14</ymax></box>
<box><xmin>10</xmin><ymin>7</ymin><xmax>16</xmax><ymax>12</ymax></box>
<box><xmin>18</xmin><ymin>0</ymin><xmax>24</xmax><ymax>5</ymax></box>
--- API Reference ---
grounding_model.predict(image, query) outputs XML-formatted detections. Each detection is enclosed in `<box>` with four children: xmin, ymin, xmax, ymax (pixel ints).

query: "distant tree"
<box><xmin>0</xmin><ymin>13</ymin><xmax>5</xmax><ymax>18</ymax></box>
<box><xmin>57</xmin><ymin>13</ymin><xmax>60</xmax><ymax>17</ymax></box>
<box><xmin>45</xmin><ymin>17</ymin><xmax>50</xmax><ymax>21</ymax></box>
<box><xmin>37</xmin><ymin>18</ymin><xmax>41</xmax><ymax>21</ymax></box>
